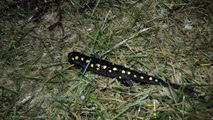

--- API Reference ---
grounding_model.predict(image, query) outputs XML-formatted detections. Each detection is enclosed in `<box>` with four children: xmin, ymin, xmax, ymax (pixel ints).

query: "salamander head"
<box><xmin>68</xmin><ymin>51</ymin><xmax>88</xmax><ymax>67</ymax></box>
<box><xmin>68</xmin><ymin>51</ymin><xmax>80</xmax><ymax>62</ymax></box>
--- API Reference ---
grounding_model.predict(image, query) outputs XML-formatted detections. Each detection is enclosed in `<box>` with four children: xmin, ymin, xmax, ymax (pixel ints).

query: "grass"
<box><xmin>0</xmin><ymin>0</ymin><xmax>213</xmax><ymax>119</ymax></box>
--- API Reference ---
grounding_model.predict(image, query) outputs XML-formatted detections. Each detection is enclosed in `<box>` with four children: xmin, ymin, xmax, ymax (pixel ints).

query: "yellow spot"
<box><xmin>118</xmin><ymin>76</ymin><xmax>122</xmax><ymax>79</ymax></box>
<box><xmin>149</xmin><ymin>77</ymin><xmax>153</xmax><ymax>80</ymax></box>
<box><xmin>155</xmin><ymin>79</ymin><xmax>158</xmax><ymax>82</ymax></box>
<box><xmin>81</xmin><ymin>57</ymin><xmax>84</xmax><ymax>61</ymax></box>
<box><xmin>86</xmin><ymin>60</ymin><xmax>90</xmax><ymax>63</ymax></box>
<box><xmin>75</xmin><ymin>56</ymin><xmax>78</xmax><ymax>60</ymax></box>
<box><xmin>122</xmin><ymin>70</ymin><xmax>125</xmax><ymax>74</ymax></box>
<box><xmin>72</xmin><ymin>57</ymin><xmax>75</xmax><ymax>61</ymax></box>
<box><xmin>102</xmin><ymin>65</ymin><xmax>107</xmax><ymax>69</ymax></box>
<box><xmin>97</xmin><ymin>68</ymin><xmax>100</xmax><ymax>70</ymax></box>
<box><xmin>90</xmin><ymin>64</ymin><xmax>94</xmax><ymax>68</ymax></box>
<box><xmin>127</xmin><ymin>71</ymin><xmax>131</xmax><ymax>75</ymax></box>
<box><xmin>134</xmin><ymin>75</ymin><xmax>137</xmax><ymax>78</ymax></box>
<box><xmin>113</xmin><ymin>67</ymin><xmax>117</xmax><ymax>71</ymax></box>
<box><xmin>109</xmin><ymin>70</ymin><xmax>112</xmax><ymax>73</ymax></box>
<box><xmin>96</xmin><ymin>64</ymin><xmax>100</xmax><ymax>67</ymax></box>
<box><xmin>140</xmin><ymin>76</ymin><xmax>144</xmax><ymax>79</ymax></box>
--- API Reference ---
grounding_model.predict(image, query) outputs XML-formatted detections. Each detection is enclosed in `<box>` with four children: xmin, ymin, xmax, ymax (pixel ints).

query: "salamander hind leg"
<box><xmin>116</xmin><ymin>75</ymin><xmax>133</xmax><ymax>86</ymax></box>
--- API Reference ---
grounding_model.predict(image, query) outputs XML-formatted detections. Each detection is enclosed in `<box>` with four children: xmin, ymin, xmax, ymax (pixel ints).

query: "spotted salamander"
<box><xmin>68</xmin><ymin>51</ymin><xmax>200</xmax><ymax>97</ymax></box>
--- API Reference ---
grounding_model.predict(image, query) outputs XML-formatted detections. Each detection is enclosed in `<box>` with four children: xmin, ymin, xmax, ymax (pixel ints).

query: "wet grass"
<box><xmin>0</xmin><ymin>0</ymin><xmax>213</xmax><ymax>119</ymax></box>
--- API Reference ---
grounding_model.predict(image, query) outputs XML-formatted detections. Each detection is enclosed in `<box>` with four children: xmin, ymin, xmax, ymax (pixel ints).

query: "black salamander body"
<box><xmin>68</xmin><ymin>51</ymin><xmax>197</xmax><ymax>95</ymax></box>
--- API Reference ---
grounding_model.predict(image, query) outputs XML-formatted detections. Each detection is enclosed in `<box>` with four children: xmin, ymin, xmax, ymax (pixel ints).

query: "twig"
<box><xmin>102</xmin><ymin>28</ymin><xmax>150</xmax><ymax>56</ymax></box>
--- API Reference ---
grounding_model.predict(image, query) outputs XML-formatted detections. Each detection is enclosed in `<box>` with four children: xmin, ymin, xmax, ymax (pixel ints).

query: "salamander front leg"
<box><xmin>81</xmin><ymin>59</ymin><xmax>92</xmax><ymax>75</ymax></box>
<box><xmin>90</xmin><ymin>52</ymin><xmax>100</xmax><ymax>59</ymax></box>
